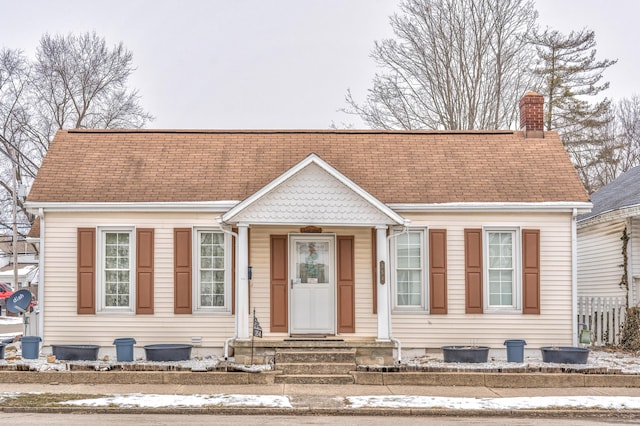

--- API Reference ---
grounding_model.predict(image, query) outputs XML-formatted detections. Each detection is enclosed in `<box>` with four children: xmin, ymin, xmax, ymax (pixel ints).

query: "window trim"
<box><xmin>193</xmin><ymin>228</ymin><xmax>232</xmax><ymax>313</ymax></box>
<box><xmin>96</xmin><ymin>226</ymin><xmax>136</xmax><ymax>314</ymax></box>
<box><xmin>390</xmin><ymin>227</ymin><xmax>428</xmax><ymax>312</ymax></box>
<box><xmin>483</xmin><ymin>226</ymin><xmax>521</xmax><ymax>313</ymax></box>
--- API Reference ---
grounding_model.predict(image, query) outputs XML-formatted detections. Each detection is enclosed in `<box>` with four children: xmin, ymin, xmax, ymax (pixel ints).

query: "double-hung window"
<box><xmin>485</xmin><ymin>228</ymin><xmax>520</xmax><ymax>311</ymax></box>
<box><xmin>97</xmin><ymin>227</ymin><xmax>135</xmax><ymax>313</ymax></box>
<box><xmin>195</xmin><ymin>229</ymin><xmax>230</xmax><ymax>312</ymax></box>
<box><xmin>392</xmin><ymin>228</ymin><xmax>427</xmax><ymax>311</ymax></box>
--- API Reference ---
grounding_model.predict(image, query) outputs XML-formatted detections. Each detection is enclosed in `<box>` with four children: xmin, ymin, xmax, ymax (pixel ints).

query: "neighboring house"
<box><xmin>25</xmin><ymin>92</ymin><xmax>590</xmax><ymax>360</ymax></box>
<box><xmin>577</xmin><ymin>165</ymin><xmax>640</xmax><ymax>306</ymax></box>
<box><xmin>0</xmin><ymin>239</ymin><xmax>39</xmax><ymax>290</ymax></box>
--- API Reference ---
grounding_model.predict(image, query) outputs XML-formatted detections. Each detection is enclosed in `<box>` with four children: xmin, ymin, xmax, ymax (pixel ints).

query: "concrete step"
<box><xmin>275</xmin><ymin>348</ymin><xmax>356</xmax><ymax>364</ymax></box>
<box><xmin>278</xmin><ymin>362</ymin><xmax>356</xmax><ymax>375</ymax></box>
<box><xmin>274</xmin><ymin>374</ymin><xmax>355</xmax><ymax>385</ymax></box>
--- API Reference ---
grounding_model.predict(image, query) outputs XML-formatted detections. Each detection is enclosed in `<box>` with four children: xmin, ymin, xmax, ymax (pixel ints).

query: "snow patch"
<box><xmin>346</xmin><ymin>395</ymin><xmax>640</xmax><ymax>410</ymax></box>
<box><xmin>59</xmin><ymin>393</ymin><xmax>292</xmax><ymax>408</ymax></box>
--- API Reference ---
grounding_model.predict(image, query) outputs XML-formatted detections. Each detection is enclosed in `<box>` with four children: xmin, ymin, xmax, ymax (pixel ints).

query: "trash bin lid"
<box><xmin>113</xmin><ymin>338</ymin><xmax>137</xmax><ymax>344</ymax></box>
<box><xmin>503</xmin><ymin>339</ymin><xmax>527</xmax><ymax>345</ymax></box>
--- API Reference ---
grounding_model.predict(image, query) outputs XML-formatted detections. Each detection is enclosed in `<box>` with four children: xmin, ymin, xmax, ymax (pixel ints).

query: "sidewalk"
<box><xmin>3</xmin><ymin>382</ymin><xmax>640</xmax><ymax>418</ymax></box>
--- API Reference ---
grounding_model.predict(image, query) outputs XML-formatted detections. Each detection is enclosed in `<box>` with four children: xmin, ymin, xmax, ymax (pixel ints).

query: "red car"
<box><xmin>0</xmin><ymin>282</ymin><xmax>14</xmax><ymax>299</ymax></box>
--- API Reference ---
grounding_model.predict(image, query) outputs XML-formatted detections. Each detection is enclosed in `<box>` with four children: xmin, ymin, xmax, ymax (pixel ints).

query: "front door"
<box><xmin>289</xmin><ymin>235</ymin><xmax>335</xmax><ymax>335</ymax></box>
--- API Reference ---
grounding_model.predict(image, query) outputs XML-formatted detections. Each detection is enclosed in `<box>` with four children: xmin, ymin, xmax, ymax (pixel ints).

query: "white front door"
<box><xmin>289</xmin><ymin>235</ymin><xmax>335</xmax><ymax>335</ymax></box>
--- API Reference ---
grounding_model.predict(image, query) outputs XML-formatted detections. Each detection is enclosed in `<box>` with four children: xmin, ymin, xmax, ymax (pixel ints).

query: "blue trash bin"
<box><xmin>504</xmin><ymin>339</ymin><xmax>527</xmax><ymax>363</ymax></box>
<box><xmin>21</xmin><ymin>336</ymin><xmax>41</xmax><ymax>359</ymax></box>
<box><xmin>113</xmin><ymin>338</ymin><xmax>137</xmax><ymax>362</ymax></box>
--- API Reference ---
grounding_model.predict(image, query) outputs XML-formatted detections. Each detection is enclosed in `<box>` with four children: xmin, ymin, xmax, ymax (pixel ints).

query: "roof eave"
<box><xmin>25</xmin><ymin>201</ymin><xmax>240</xmax><ymax>214</ymax></box>
<box><xmin>390</xmin><ymin>201</ymin><xmax>593</xmax><ymax>213</ymax></box>
<box><xmin>577</xmin><ymin>203</ymin><xmax>640</xmax><ymax>228</ymax></box>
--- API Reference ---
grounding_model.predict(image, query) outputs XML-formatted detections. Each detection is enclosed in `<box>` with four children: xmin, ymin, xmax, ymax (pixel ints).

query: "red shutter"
<box><xmin>136</xmin><ymin>228</ymin><xmax>154</xmax><ymax>314</ymax></box>
<box><xmin>174</xmin><ymin>228</ymin><xmax>192</xmax><ymax>314</ymax></box>
<box><xmin>337</xmin><ymin>236</ymin><xmax>355</xmax><ymax>333</ymax></box>
<box><xmin>465</xmin><ymin>229</ymin><xmax>483</xmax><ymax>313</ymax></box>
<box><xmin>429</xmin><ymin>229</ymin><xmax>448</xmax><ymax>314</ymax></box>
<box><xmin>522</xmin><ymin>229</ymin><xmax>541</xmax><ymax>314</ymax></box>
<box><xmin>270</xmin><ymin>235</ymin><xmax>288</xmax><ymax>332</ymax></box>
<box><xmin>371</xmin><ymin>229</ymin><xmax>377</xmax><ymax>314</ymax></box>
<box><xmin>77</xmin><ymin>228</ymin><xmax>96</xmax><ymax>314</ymax></box>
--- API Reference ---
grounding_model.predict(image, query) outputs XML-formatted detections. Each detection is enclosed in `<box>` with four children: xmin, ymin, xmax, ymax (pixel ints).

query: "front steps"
<box><xmin>274</xmin><ymin>347</ymin><xmax>356</xmax><ymax>384</ymax></box>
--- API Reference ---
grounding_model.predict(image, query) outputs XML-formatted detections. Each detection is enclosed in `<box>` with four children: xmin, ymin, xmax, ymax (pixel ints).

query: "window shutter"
<box><xmin>270</xmin><ymin>235</ymin><xmax>288</xmax><ymax>332</ymax></box>
<box><xmin>429</xmin><ymin>229</ymin><xmax>447</xmax><ymax>314</ymax></box>
<box><xmin>522</xmin><ymin>229</ymin><xmax>541</xmax><ymax>314</ymax></box>
<box><xmin>371</xmin><ymin>228</ymin><xmax>377</xmax><ymax>314</ymax></box>
<box><xmin>464</xmin><ymin>229</ymin><xmax>483</xmax><ymax>313</ymax></box>
<box><xmin>174</xmin><ymin>228</ymin><xmax>192</xmax><ymax>314</ymax></box>
<box><xmin>136</xmin><ymin>228</ymin><xmax>154</xmax><ymax>314</ymax></box>
<box><xmin>337</xmin><ymin>235</ymin><xmax>355</xmax><ymax>333</ymax></box>
<box><xmin>77</xmin><ymin>228</ymin><xmax>96</xmax><ymax>314</ymax></box>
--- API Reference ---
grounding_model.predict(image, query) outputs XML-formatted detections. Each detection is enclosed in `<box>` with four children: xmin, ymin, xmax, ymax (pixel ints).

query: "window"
<box><xmin>485</xmin><ymin>228</ymin><xmax>520</xmax><ymax>311</ymax></box>
<box><xmin>97</xmin><ymin>228</ymin><xmax>134</xmax><ymax>313</ymax></box>
<box><xmin>392</xmin><ymin>229</ymin><xmax>427</xmax><ymax>310</ymax></box>
<box><xmin>195</xmin><ymin>229</ymin><xmax>230</xmax><ymax>312</ymax></box>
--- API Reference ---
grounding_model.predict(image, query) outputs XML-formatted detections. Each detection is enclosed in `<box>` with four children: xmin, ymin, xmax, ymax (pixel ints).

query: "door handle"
<box><xmin>290</xmin><ymin>279</ymin><xmax>294</xmax><ymax>289</ymax></box>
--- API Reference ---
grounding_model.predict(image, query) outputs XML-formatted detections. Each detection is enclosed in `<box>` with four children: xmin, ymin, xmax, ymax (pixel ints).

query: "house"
<box><xmin>0</xmin><ymin>239</ymin><xmax>39</xmax><ymax>292</ymax></box>
<box><xmin>25</xmin><ymin>92</ymin><xmax>590</xmax><ymax>362</ymax></box>
<box><xmin>576</xmin><ymin>165</ymin><xmax>640</xmax><ymax>343</ymax></box>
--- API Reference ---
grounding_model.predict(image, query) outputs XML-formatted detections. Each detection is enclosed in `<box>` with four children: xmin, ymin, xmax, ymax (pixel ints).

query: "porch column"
<box><xmin>376</xmin><ymin>225</ymin><xmax>391</xmax><ymax>341</ymax></box>
<box><xmin>236</xmin><ymin>223</ymin><xmax>250</xmax><ymax>340</ymax></box>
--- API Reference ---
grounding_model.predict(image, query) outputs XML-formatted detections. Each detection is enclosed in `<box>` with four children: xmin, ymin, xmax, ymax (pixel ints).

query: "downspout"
<box><xmin>37</xmin><ymin>208</ymin><xmax>44</xmax><ymax>340</ymax></box>
<box><xmin>217</xmin><ymin>218</ymin><xmax>238</xmax><ymax>360</ymax></box>
<box><xmin>386</xmin><ymin>224</ymin><xmax>410</xmax><ymax>364</ymax></box>
<box><xmin>572</xmin><ymin>208</ymin><xmax>578</xmax><ymax>347</ymax></box>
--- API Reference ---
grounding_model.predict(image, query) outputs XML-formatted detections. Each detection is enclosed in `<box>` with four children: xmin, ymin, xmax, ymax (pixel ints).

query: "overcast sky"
<box><xmin>1</xmin><ymin>0</ymin><xmax>638</xmax><ymax>129</ymax></box>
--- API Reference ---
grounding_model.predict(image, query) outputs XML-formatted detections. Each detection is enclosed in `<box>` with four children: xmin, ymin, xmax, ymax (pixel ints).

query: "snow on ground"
<box><xmin>403</xmin><ymin>348</ymin><xmax>640</xmax><ymax>374</ymax></box>
<box><xmin>346</xmin><ymin>395</ymin><xmax>640</xmax><ymax>410</ymax></box>
<box><xmin>1</xmin><ymin>391</ymin><xmax>640</xmax><ymax>410</ymax></box>
<box><xmin>0</xmin><ymin>316</ymin><xmax>22</xmax><ymax>325</ymax></box>
<box><xmin>1</xmin><ymin>343</ymin><xmax>640</xmax><ymax>375</ymax></box>
<box><xmin>58</xmin><ymin>393</ymin><xmax>292</xmax><ymax>408</ymax></box>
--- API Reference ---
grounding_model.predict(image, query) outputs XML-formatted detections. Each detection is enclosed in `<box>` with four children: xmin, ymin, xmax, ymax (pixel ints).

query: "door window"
<box><xmin>295</xmin><ymin>241</ymin><xmax>330</xmax><ymax>284</ymax></box>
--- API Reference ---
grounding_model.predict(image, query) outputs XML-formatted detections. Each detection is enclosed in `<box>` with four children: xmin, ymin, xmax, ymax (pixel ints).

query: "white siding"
<box><xmin>632</xmin><ymin>217</ymin><xmax>640</xmax><ymax>305</ymax></box>
<box><xmin>43</xmin><ymin>212</ymin><xmax>235</xmax><ymax>347</ymax></box>
<box><xmin>391</xmin><ymin>212</ymin><xmax>574</xmax><ymax>349</ymax></box>
<box><xmin>577</xmin><ymin>220</ymin><xmax>626</xmax><ymax>299</ymax></box>
<box><xmin>42</xmin><ymin>210</ymin><xmax>575</xmax><ymax>350</ymax></box>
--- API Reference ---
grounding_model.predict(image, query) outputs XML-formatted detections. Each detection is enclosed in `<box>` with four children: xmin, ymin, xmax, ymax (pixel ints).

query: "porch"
<box><xmin>231</xmin><ymin>338</ymin><xmax>396</xmax><ymax>366</ymax></box>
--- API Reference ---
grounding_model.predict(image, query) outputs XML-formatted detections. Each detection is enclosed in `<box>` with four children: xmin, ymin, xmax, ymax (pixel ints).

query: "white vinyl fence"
<box><xmin>577</xmin><ymin>296</ymin><xmax>627</xmax><ymax>346</ymax></box>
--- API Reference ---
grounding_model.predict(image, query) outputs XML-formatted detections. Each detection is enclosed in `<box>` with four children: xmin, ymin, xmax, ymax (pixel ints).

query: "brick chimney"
<box><xmin>519</xmin><ymin>91</ymin><xmax>544</xmax><ymax>138</ymax></box>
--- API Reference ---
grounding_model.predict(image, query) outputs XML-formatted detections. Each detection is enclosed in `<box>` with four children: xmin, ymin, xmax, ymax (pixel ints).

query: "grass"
<box><xmin>1</xmin><ymin>393</ymin><xmax>107</xmax><ymax>408</ymax></box>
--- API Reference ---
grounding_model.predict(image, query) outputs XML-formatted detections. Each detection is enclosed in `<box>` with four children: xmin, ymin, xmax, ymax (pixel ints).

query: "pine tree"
<box><xmin>530</xmin><ymin>28</ymin><xmax>616</xmax><ymax>192</ymax></box>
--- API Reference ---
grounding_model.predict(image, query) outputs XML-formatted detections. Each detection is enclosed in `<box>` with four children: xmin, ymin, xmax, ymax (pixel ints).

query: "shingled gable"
<box><xmin>27</xmin><ymin>128</ymin><xmax>588</xmax><ymax>207</ymax></box>
<box><xmin>221</xmin><ymin>153</ymin><xmax>406</xmax><ymax>226</ymax></box>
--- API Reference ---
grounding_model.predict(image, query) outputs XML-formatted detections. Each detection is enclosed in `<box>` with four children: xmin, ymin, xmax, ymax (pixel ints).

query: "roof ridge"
<box><xmin>66</xmin><ymin>128</ymin><xmax>517</xmax><ymax>135</ymax></box>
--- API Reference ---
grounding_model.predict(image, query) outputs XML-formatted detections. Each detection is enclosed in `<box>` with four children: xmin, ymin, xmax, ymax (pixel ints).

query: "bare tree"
<box><xmin>569</xmin><ymin>96</ymin><xmax>640</xmax><ymax>192</ymax></box>
<box><xmin>344</xmin><ymin>0</ymin><xmax>539</xmax><ymax>130</ymax></box>
<box><xmin>0</xmin><ymin>48</ymin><xmax>35</xmax><ymax>238</ymax></box>
<box><xmin>614</xmin><ymin>95</ymin><xmax>640</xmax><ymax>172</ymax></box>
<box><xmin>32</xmin><ymin>31</ymin><xmax>153</xmax><ymax>143</ymax></box>
<box><xmin>0</xmin><ymin>32</ymin><xmax>153</xmax><ymax>239</ymax></box>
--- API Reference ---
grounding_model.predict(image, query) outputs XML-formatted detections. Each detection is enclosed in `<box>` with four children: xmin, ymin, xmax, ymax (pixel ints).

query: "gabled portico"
<box><xmin>220</xmin><ymin>153</ymin><xmax>407</xmax><ymax>342</ymax></box>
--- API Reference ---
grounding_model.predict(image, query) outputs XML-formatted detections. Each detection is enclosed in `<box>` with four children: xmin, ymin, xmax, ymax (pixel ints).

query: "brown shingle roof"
<box><xmin>27</xmin><ymin>129</ymin><xmax>589</xmax><ymax>204</ymax></box>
